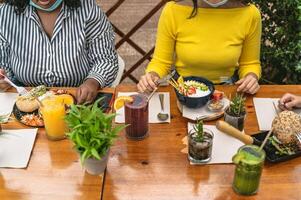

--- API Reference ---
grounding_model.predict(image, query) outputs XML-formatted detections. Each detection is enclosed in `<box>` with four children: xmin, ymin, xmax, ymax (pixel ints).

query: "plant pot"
<box><xmin>84</xmin><ymin>150</ymin><xmax>110</xmax><ymax>175</ymax></box>
<box><xmin>224</xmin><ymin>109</ymin><xmax>246</xmax><ymax>131</ymax></box>
<box><xmin>188</xmin><ymin>129</ymin><xmax>214</xmax><ymax>163</ymax></box>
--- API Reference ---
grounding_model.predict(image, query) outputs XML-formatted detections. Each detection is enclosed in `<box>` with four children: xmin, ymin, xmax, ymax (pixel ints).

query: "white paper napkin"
<box><xmin>0</xmin><ymin>92</ymin><xmax>18</xmax><ymax>122</ymax></box>
<box><xmin>115</xmin><ymin>92</ymin><xmax>170</xmax><ymax>123</ymax></box>
<box><xmin>187</xmin><ymin>123</ymin><xmax>244</xmax><ymax>164</ymax></box>
<box><xmin>0</xmin><ymin>129</ymin><xmax>38</xmax><ymax>168</ymax></box>
<box><xmin>253</xmin><ymin>98</ymin><xmax>301</xmax><ymax>130</ymax></box>
<box><xmin>183</xmin><ymin>98</ymin><xmax>230</xmax><ymax>120</ymax></box>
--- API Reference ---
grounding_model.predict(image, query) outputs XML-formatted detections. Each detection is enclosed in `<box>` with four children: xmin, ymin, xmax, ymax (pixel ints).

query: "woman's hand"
<box><xmin>76</xmin><ymin>79</ymin><xmax>100</xmax><ymax>104</ymax></box>
<box><xmin>236</xmin><ymin>73</ymin><xmax>260</xmax><ymax>94</ymax></box>
<box><xmin>0</xmin><ymin>69</ymin><xmax>11</xmax><ymax>91</ymax></box>
<box><xmin>137</xmin><ymin>72</ymin><xmax>160</xmax><ymax>93</ymax></box>
<box><xmin>278</xmin><ymin>93</ymin><xmax>301</xmax><ymax>110</ymax></box>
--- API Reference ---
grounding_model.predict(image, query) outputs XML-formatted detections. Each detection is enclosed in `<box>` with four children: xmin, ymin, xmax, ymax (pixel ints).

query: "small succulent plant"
<box><xmin>193</xmin><ymin>119</ymin><xmax>205</xmax><ymax>142</ymax></box>
<box><xmin>228</xmin><ymin>93</ymin><xmax>246</xmax><ymax>117</ymax></box>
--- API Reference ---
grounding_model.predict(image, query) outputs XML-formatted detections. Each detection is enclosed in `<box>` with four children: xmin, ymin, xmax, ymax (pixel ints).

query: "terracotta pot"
<box><xmin>84</xmin><ymin>150</ymin><xmax>110</xmax><ymax>175</ymax></box>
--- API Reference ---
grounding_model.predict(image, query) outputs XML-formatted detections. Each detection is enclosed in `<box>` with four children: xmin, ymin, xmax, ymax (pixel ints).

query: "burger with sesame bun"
<box><xmin>271</xmin><ymin>111</ymin><xmax>301</xmax><ymax>155</ymax></box>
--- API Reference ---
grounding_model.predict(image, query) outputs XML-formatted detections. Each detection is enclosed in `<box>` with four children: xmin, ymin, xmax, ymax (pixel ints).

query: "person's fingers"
<box><xmin>90</xmin><ymin>91</ymin><xmax>98</xmax><ymax>103</ymax></box>
<box><xmin>86</xmin><ymin>91</ymin><xmax>95</xmax><ymax>104</ymax></box>
<box><xmin>284</xmin><ymin>100</ymin><xmax>297</xmax><ymax>110</ymax></box>
<box><xmin>247</xmin><ymin>83</ymin><xmax>259</xmax><ymax>94</ymax></box>
<box><xmin>137</xmin><ymin>83</ymin><xmax>144</xmax><ymax>93</ymax></box>
<box><xmin>235</xmin><ymin>78</ymin><xmax>245</xmax><ymax>85</ymax></box>
<box><xmin>278</xmin><ymin>103</ymin><xmax>288</xmax><ymax>111</ymax></box>
<box><xmin>78</xmin><ymin>89</ymin><xmax>89</xmax><ymax>104</ymax></box>
<box><xmin>141</xmin><ymin>76</ymin><xmax>152</xmax><ymax>92</ymax></box>
<box><xmin>279</xmin><ymin>93</ymin><xmax>294</xmax><ymax>105</ymax></box>
<box><xmin>76</xmin><ymin>87</ymin><xmax>87</xmax><ymax>104</ymax></box>
<box><xmin>242</xmin><ymin>78</ymin><xmax>256</xmax><ymax>93</ymax></box>
<box><xmin>76</xmin><ymin>87</ymin><xmax>82</xmax><ymax>103</ymax></box>
<box><xmin>237</xmin><ymin>78</ymin><xmax>249</xmax><ymax>92</ymax></box>
<box><xmin>152</xmin><ymin>73</ymin><xmax>160</xmax><ymax>82</ymax></box>
<box><xmin>146</xmin><ymin>74</ymin><xmax>157</xmax><ymax>89</ymax></box>
<box><xmin>138</xmin><ymin>79</ymin><xmax>147</xmax><ymax>92</ymax></box>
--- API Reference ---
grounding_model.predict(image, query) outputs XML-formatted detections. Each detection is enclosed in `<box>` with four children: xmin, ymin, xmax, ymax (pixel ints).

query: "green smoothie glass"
<box><xmin>232</xmin><ymin>145</ymin><xmax>266</xmax><ymax>195</ymax></box>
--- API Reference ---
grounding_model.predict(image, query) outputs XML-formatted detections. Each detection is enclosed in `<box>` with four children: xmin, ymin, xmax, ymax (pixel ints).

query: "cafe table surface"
<box><xmin>0</xmin><ymin>87</ymin><xmax>114</xmax><ymax>200</ymax></box>
<box><xmin>102</xmin><ymin>84</ymin><xmax>301</xmax><ymax>200</ymax></box>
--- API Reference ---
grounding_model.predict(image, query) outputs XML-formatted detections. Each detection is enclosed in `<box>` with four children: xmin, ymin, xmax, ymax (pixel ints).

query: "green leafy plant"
<box><xmin>65</xmin><ymin>99</ymin><xmax>126</xmax><ymax>164</ymax></box>
<box><xmin>193</xmin><ymin>119</ymin><xmax>204</xmax><ymax>142</ymax></box>
<box><xmin>251</xmin><ymin>1</ymin><xmax>301</xmax><ymax>84</ymax></box>
<box><xmin>228</xmin><ymin>94</ymin><xmax>246</xmax><ymax>117</ymax></box>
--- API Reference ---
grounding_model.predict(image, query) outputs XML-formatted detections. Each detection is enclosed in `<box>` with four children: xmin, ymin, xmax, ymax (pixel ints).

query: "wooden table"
<box><xmin>102</xmin><ymin>85</ymin><xmax>301</xmax><ymax>200</ymax></box>
<box><xmin>0</xmin><ymin>87</ymin><xmax>114</xmax><ymax>200</ymax></box>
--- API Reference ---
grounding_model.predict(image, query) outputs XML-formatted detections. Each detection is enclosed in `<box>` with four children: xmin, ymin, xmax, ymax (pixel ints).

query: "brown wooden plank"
<box><xmin>115</xmin><ymin>0</ymin><xmax>166</xmax><ymax>49</ymax></box>
<box><xmin>112</xmin><ymin>24</ymin><xmax>149</xmax><ymax>57</ymax></box>
<box><xmin>121</xmin><ymin>47</ymin><xmax>155</xmax><ymax>81</ymax></box>
<box><xmin>103</xmin><ymin>85</ymin><xmax>301</xmax><ymax>200</ymax></box>
<box><xmin>106</xmin><ymin>0</ymin><xmax>126</xmax><ymax>17</ymax></box>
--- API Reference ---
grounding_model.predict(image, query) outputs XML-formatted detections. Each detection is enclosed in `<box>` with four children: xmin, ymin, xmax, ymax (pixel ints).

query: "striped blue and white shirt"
<box><xmin>0</xmin><ymin>0</ymin><xmax>118</xmax><ymax>88</ymax></box>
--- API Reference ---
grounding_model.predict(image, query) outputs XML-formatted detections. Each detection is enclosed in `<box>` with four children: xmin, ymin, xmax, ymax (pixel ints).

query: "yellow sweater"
<box><xmin>146</xmin><ymin>2</ymin><xmax>262</xmax><ymax>83</ymax></box>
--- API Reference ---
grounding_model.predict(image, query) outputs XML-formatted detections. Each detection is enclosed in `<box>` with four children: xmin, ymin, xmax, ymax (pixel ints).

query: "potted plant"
<box><xmin>224</xmin><ymin>93</ymin><xmax>246</xmax><ymax>131</ymax></box>
<box><xmin>65</xmin><ymin>99</ymin><xmax>126</xmax><ymax>175</ymax></box>
<box><xmin>188</xmin><ymin>119</ymin><xmax>214</xmax><ymax>163</ymax></box>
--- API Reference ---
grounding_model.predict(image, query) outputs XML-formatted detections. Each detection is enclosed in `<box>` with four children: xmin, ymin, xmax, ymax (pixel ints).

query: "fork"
<box><xmin>155</xmin><ymin>70</ymin><xmax>175</xmax><ymax>85</ymax></box>
<box><xmin>1</xmin><ymin>74</ymin><xmax>28</xmax><ymax>95</ymax></box>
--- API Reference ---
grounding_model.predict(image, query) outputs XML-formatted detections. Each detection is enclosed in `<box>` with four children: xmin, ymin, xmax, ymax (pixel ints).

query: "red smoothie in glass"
<box><xmin>125</xmin><ymin>94</ymin><xmax>149</xmax><ymax>140</ymax></box>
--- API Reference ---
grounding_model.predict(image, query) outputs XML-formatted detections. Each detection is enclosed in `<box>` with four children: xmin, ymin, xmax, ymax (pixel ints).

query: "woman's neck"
<box><xmin>176</xmin><ymin>0</ymin><xmax>245</xmax><ymax>9</ymax></box>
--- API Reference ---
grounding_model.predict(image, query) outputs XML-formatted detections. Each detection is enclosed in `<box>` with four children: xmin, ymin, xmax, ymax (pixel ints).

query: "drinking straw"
<box><xmin>259</xmin><ymin>129</ymin><xmax>273</xmax><ymax>152</ymax></box>
<box><xmin>147</xmin><ymin>88</ymin><xmax>158</xmax><ymax>102</ymax></box>
<box><xmin>258</xmin><ymin>102</ymin><xmax>281</xmax><ymax>152</ymax></box>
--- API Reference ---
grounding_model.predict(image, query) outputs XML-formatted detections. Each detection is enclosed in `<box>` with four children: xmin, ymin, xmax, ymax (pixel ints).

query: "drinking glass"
<box><xmin>124</xmin><ymin>94</ymin><xmax>149</xmax><ymax>140</ymax></box>
<box><xmin>41</xmin><ymin>97</ymin><xmax>67</xmax><ymax>141</ymax></box>
<box><xmin>232</xmin><ymin>145</ymin><xmax>265</xmax><ymax>195</ymax></box>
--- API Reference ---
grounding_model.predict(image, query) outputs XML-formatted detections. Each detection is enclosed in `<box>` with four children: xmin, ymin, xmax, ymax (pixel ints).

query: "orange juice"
<box><xmin>41</xmin><ymin>98</ymin><xmax>67</xmax><ymax>140</ymax></box>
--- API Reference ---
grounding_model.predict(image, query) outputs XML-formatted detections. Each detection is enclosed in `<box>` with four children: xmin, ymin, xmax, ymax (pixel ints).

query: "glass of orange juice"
<box><xmin>41</xmin><ymin>97</ymin><xmax>67</xmax><ymax>141</ymax></box>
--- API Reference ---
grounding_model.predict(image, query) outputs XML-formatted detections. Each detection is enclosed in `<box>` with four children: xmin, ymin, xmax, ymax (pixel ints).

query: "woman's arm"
<box><xmin>0</xmin><ymin>33</ymin><xmax>13</xmax><ymax>78</ymax></box>
<box><xmin>146</xmin><ymin>3</ymin><xmax>177</xmax><ymax>78</ymax></box>
<box><xmin>77</xmin><ymin>2</ymin><xmax>118</xmax><ymax>104</ymax></box>
<box><xmin>85</xmin><ymin>3</ymin><xmax>118</xmax><ymax>88</ymax></box>
<box><xmin>0</xmin><ymin>33</ymin><xmax>12</xmax><ymax>91</ymax></box>
<box><xmin>138</xmin><ymin>3</ymin><xmax>176</xmax><ymax>92</ymax></box>
<box><xmin>236</xmin><ymin>6</ymin><xmax>262</xmax><ymax>94</ymax></box>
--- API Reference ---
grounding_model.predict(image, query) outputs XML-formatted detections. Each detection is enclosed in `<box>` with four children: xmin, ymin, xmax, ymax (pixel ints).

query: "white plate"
<box><xmin>178</xmin><ymin>98</ymin><xmax>230</xmax><ymax>121</ymax></box>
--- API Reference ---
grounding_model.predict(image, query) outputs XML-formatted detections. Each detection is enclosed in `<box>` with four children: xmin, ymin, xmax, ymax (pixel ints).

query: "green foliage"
<box><xmin>0</xmin><ymin>116</ymin><xmax>5</xmax><ymax>123</ymax></box>
<box><xmin>193</xmin><ymin>119</ymin><xmax>204</xmax><ymax>142</ymax></box>
<box><xmin>65</xmin><ymin>99</ymin><xmax>126</xmax><ymax>165</ymax></box>
<box><xmin>228</xmin><ymin>94</ymin><xmax>246</xmax><ymax>117</ymax></box>
<box><xmin>0</xmin><ymin>114</ymin><xmax>9</xmax><ymax>123</ymax></box>
<box><xmin>252</xmin><ymin>1</ymin><xmax>301</xmax><ymax>84</ymax></box>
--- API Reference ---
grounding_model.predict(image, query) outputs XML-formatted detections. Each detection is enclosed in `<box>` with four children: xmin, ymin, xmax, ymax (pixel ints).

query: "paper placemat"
<box><xmin>182</xmin><ymin>123</ymin><xmax>244</xmax><ymax>164</ymax></box>
<box><xmin>0</xmin><ymin>92</ymin><xmax>18</xmax><ymax>122</ymax></box>
<box><xmin>253</xmin><ymin>98</ymin><xmax>301</xmax><ymax>130</ymax></box>
<box><xmin>115</xmin><ymin>92</ymin><xmax>170</xmax><ymax>123</ymax></box>
<box><xmin>182</xmin><ymin>98</ymin><xmax>230</xmax><ymax>121</ymax></box>
<box><xmin>0</xmin><ymin>129</ymin><xmax>38</xmax><ymax>168</ymax></box>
